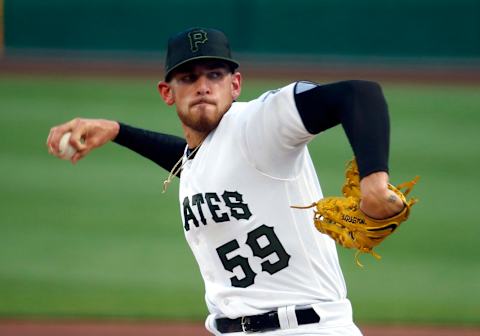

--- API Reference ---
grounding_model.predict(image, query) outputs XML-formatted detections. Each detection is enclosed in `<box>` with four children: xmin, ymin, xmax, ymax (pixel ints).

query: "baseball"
<box><xmin>59</xmin><ymin>132</ymin><xmax>78</xmax><ymax>160</ymax></box>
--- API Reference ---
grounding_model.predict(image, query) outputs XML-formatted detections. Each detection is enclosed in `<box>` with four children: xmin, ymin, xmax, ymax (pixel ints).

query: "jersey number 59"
<box><xmin>216</xmin><ymin>224</ymin><xmax>291</xmax><ymax>288</ymax></box>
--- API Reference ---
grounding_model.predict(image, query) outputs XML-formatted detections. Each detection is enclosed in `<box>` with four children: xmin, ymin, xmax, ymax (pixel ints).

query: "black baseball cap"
<box><xmin>164</xmin><ymin>27</ymin><xmax>239</xmax><ymax>81</ymax></box>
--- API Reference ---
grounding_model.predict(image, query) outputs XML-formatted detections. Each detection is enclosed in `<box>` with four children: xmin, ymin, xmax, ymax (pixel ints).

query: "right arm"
<box><xmin>46</xmin><ymin>118</ymin><xmax>186</xmax><ymax>173</ymax></box>
<box><xmin>113</xmin><ymin>123</ymin><xmax>186</xmax><ymax>173</ymax></box>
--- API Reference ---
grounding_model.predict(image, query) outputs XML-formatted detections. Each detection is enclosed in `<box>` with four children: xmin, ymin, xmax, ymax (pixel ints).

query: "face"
<box><xmin>158</xmin><ymin>60</ymin><xmax>242</xmax><ymax>134</ymax></box>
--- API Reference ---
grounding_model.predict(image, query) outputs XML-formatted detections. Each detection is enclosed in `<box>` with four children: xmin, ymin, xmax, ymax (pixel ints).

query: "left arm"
<box><xmin>294</xmin><ymin>80</ymin><xmax>403</xmax><ymax>218</ymax></box>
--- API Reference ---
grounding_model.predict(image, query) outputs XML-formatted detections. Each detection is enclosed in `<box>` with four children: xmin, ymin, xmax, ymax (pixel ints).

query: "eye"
<box><xmin>179</xmin><ymin>74</ymin><xmax>196</xmax><ymax>83</ymax></box>
<box><xmin>207</xmin><ymin>71</ymin><xmax>225</xmax><ymax>80</ymax></box>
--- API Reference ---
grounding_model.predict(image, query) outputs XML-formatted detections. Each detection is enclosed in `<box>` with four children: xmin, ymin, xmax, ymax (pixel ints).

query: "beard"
<box><xmin>178</xmin><ymin>101</ymin><xmax>231</xmax><ymax>133</ymax></box>
<box><xmin>179</xmin><ymin>113</ymin><xmax>220</xmax><ymax>132</ymax></box>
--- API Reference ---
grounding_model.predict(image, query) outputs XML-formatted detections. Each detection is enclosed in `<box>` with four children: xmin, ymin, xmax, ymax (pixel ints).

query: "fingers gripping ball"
<box><xmin>293</xmin><ymin>159</ymin><xmax>419</xmax><ymax>266</ymax></box>
<box><xmin>59</xmin><ymin>132</ymin><xmax>83</xmax><ymax>160</ymax></box>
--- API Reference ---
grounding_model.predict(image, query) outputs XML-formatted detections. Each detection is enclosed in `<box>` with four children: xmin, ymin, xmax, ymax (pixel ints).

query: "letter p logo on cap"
<box><xmin>188</xmin><ymin>30</ymin><xmax>208</xmax><ymax>52</ymax></box>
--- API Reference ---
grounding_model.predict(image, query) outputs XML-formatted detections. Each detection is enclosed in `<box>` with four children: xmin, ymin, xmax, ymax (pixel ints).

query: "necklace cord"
<box><xmin>162</xmin><ymin>140</ymin><xmax>204</xmax><ymax>193</ymax></box>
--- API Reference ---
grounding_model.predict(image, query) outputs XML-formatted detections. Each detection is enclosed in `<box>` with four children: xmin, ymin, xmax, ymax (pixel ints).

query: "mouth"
<box><xmin>190</xmin><ymin>98</ymin><xmax>215</xmax><ymax>107</ymax></box>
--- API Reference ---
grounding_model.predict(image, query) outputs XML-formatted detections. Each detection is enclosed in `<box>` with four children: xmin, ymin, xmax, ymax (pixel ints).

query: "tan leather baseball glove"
<box><xmin>293</xmin><ymin>159</ymin><xmax>419</xmax><ymax>266</ymax></box>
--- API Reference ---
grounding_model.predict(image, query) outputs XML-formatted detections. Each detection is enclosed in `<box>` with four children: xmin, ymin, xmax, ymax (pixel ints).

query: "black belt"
<box><xmin>215</xmin><ymin>308</ymin><xmax>320</xmax><ymax>333</ymax></box>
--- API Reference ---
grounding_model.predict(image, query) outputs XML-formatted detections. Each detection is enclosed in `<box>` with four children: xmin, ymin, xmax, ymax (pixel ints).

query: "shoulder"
<box><xmin>227</xmin><ymin>83</ymin><xmax>299</xmax><ymax>119</ymax></box>
<box><xmin>256</xmin><ymin>82</ymin><xmax>297</xmax><ymax>103</ymax></box>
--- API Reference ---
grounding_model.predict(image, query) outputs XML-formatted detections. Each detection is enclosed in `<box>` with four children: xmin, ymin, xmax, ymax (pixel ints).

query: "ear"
<box><xmin>158</xmin><ymin>81</ymin><xmax>175</xmax><ymax>105</ymax></box>
<box><xmin>231</xmin><ymin>72</ymin><xmax>242</xmax><ymax>100</ymax></box>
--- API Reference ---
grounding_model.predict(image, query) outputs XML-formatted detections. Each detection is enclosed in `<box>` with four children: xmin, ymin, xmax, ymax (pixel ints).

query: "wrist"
<box><xmin>360</xmin><ymin>171</ymin><xmax>389</xmax><ymax>196</ymax></box>
<box><xmin>359</xmin><ymin>171</ymin><xmax>405</xmax><ymax>219</ymax></box>
<box><xmin>109</xmin><ymin>120</ymin><xmax>121</xmax><ymax>140</ymax></box>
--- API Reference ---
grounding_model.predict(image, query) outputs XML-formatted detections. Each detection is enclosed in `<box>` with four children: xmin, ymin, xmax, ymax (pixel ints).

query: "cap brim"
<box><xmin>165</xmin><ymin>56</ymin><xmax>239</xmax><ymax>81</ymax></box>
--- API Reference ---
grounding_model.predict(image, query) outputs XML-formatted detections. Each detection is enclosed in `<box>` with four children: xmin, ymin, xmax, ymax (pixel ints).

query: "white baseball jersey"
<box><xmin>179</xmin><ymin>83</ymin><xmax>347</xmax><ymax>320</ymax></box>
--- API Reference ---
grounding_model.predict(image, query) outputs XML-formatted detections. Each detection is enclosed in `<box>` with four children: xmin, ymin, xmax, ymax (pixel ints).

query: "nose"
<box><xmin>196</xmin><ymin>75</ymin><xmax>211</xmax><ymax>95</ymax></box>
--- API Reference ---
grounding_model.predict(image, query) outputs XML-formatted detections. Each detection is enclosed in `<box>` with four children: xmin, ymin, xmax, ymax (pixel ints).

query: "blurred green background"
<box><xmin>0</xmin><ymin>75</ymin><xmax>479</xmax><ymax>325</ymax></box>
<box><xmin>1</xmin><ymin>0</ymin><xmax>479</xmax><ymax>329</ymax></box>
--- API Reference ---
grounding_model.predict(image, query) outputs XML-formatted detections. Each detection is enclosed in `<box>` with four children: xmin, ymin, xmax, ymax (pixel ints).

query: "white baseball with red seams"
<box><xmin>59</xmin><ymin>132</ymin><xmax>77</xmax><ymax>160</ymax></box>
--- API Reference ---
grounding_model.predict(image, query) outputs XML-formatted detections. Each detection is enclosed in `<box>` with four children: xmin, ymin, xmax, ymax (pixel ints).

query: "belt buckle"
<box><xmin>241</xmin><ymin>315</ymin><xmax>267</xmax><ymax>333</ymax></box>
<box><xmin>241</xmin><ymin>316</ymin><xmax>250</xmax><ymax>332</ymax></box>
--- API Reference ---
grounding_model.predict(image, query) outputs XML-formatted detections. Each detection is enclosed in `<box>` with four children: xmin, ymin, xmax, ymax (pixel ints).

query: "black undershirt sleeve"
<box><xmin>113</xmin><ymin>123</ymin><xmax>187</xmax><ymax>175</ymax></box>
<box><xmin>294</xmin><ymin>80</ymin><xmax>390</xmax><ymax>178</ymax></box>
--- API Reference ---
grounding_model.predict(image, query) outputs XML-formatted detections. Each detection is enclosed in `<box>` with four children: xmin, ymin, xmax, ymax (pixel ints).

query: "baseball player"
<box><xmin>47</xmin><ymin>27</ymin><xmax>405</xmax><ymax>335</ymax></box>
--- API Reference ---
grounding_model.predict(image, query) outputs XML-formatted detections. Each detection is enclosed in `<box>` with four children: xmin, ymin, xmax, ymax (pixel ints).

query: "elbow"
<box><xmin>343</xmin><ymin>80</ymin><xmax>387</xmax><ymax>112</ymax></box>
<box><xmin>344</xmin><ymin>80</ymin><xmax>384</xmax><ymax>99</ymax></box>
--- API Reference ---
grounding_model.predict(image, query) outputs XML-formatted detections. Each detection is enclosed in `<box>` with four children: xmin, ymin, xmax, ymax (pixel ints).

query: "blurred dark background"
<box><xmin>2</xmin><ymin>0</ymin><xmax>480</xmax><ymax>80</ymax></box>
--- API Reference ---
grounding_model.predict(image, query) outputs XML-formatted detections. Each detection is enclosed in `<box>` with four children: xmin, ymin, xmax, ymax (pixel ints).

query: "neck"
<box><xmin>182</xmin><ymin>125</ymin><xmax>208</xmax><ymax>148</ymax></box>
